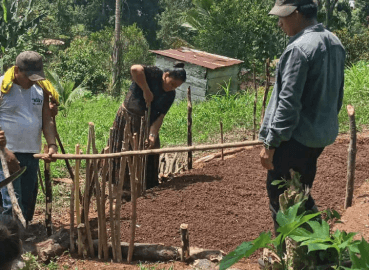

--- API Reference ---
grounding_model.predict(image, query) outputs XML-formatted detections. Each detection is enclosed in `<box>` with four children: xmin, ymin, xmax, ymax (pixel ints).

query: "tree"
<box><xmin>77</xmin><ymin>0</ymin><xmax>162</xmax><ymax>48</ymax></box>
<box><xmin>0</xmin><ymin>0</ymin><xmax>44</xmax><ymax>55</ymax></box>
<box><xmin>112</xmin><ymin>0</ymin><xmax>122</xmax><ymax>97</ymax></box>
<box><xmin>156</xmin><ymin>0</ymin><xmax>194</xmax><ymax>49</ymax></box>
<box><xmin>185</xmin><ymin>0</ymin><xmax>284</xmax><ymax>69</ymax></box>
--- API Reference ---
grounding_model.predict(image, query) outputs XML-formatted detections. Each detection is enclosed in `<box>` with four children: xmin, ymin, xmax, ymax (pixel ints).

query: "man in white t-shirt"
<box><xmin>0</xmin><ymin>51</ymin><xmax>57</xmax><ymax>223</ymax></box>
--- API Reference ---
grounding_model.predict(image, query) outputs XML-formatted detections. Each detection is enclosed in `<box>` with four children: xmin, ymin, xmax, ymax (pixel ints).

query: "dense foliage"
<box><xmin>49</xmin><ymin>25</ymin><xmax>153</xmax><ymax>94</ymax></box>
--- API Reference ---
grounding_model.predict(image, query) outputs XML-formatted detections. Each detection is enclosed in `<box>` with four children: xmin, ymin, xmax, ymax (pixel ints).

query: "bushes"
<box><xmin>49</xmin><ymin>24</ymin><xmax>154</xmax><ymax>94</ymax></box>
<box><xmin>335</xmin><ymin>28</ymin><xmax>369</xmax><ymax>65</ymax></box>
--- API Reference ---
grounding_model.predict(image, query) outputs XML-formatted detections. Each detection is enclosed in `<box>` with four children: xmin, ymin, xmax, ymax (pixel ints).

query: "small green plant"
<box><xmin>21</xmin><ymin>252</ymin><xmax>60</xmax><ymax>270</ymax></box>
<box><xmin>220</xmin><ymin>172</ymin><xmax>368</xmax><ymax>270</ymax></box>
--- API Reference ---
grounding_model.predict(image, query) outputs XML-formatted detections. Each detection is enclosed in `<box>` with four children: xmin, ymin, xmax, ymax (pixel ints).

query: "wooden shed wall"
<box><xmin>155</xmin><ymin>56</ymin><xmax>207</xmax><ymax>101</ymax></box>
<box><xmin>154</xmin><ymin>55</ymin><xmax>240</xmax><ymax>101</ymax></box>
<box><xmin>206</xmin><ymin>65</ymin><xmax>239</xmax><ymax>95</ymax></box>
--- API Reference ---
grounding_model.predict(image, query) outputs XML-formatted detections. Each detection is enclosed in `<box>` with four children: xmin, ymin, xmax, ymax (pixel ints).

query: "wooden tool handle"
<box><xmin>0</xmin><ymin>137</ymin><xmax>27</xmax><ymax>227</ymax></box>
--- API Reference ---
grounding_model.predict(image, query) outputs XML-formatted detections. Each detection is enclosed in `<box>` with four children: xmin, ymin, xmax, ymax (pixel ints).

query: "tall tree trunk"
<box><xmin>112</xmin><ymin>0</ymin><xmax>121</xmax><ymax>97</ymax></box>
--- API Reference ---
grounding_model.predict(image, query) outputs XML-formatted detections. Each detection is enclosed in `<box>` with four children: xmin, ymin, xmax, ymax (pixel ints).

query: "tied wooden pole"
<box><xmin>69</xmin><ymin>157</ymin><xmax>75</xmax><ymax>253</ymax></box>
<box><xmin>187</xmin><ymin>86</ymin><xmax>193</xmax><ymax>169</ymax></box>
<box><xmin>115</xmin><ymin>137</ymin><xmax>128</xmax><ymax>263</ymax></box>
<box><xmin>83</xmin><ymin>123</ymin><xmax>95</xmax><ymax>257</ymax></box>
<box><xmin>44</xmin><ymin>144</ymin><xmax>52</xmax><ymax>236</ymax></box>
<box><xmin>253</xmin><ymin>62</ymin><xmax>257</xmax><ymax>140</ymax></box>
<box><xmin>108</xmin><ymin>128</ymin><xmax>117</xmax><ymax>261</ymax></box>
<box><xmin>101</xmin><ymin>147</ymin><xmax>109</xmax><ymax>260</ymax></box>
<box><xmin>260</xmin><ymin>58</ymin><xmax>271</xmax><ymax>125</ymax></box>
<box><xmin>75</xmin><ymin>145</ymin><xmax>83</xmax><ymax>256</ymax></box>
<box><xmin>220</xmin><ymin>122</ymin><xmax>224</xmax><ymax>161</ymax></box>
<box><xmin>345</xmin><ymin>105</ymin><xmax>357</xmax><ymax>209</ymax></box>
<box><xmin>180</xmin><ymin>224</ymin><xmax>190</xmax><ymax>262</ymax></box>
<box><xmin>127</xmin><ymin>134</ymin><xmax>138</xmax><ymax>263</ymax></box>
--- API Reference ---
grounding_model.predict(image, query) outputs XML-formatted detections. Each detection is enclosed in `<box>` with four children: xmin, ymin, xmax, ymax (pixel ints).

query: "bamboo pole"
<box><xmin>220</xmin><ymin>122</ymin><xmax>224</xmax><ymax>161</ymax></box>
<box><xmin>253</xmin><ymin>63</ymin><xmax>257</xmax><ymax>140</ymax></box>
<box><xmin>127</xmin><ymin>134</ymin><xmax>138</xmax><ymax>263</ymax></box>
<box><xmin>260</xmin><ymin>58</ymin><xmax>271</xmax><ymax>124</ymax></box>
<box><xmin>75</xmin><ymin>145</ymin><xmax>83</xmax><ymax>256</ymax></box>
<box><xmin>108</xmin><ymin>128</ymin><xmax>117</xmax><ymax>261</ymax></box>
<box><xmin>44</xmin><ymin>144</ymin><xmax>52</xmax><ymax>236</ymax></box>
<box><xmin>83</xmin><ymin>123</ymin><xmax>95</xmax><ymax>257</ymax></box>
<box><xmin>345</xmin><ymin>105</ymin><xmax>357</xmax><ymax>209</ymax></box>
<box><xmin>34</xmin><ymin>140</ymin><xmax>262</xmax><ymax>160</ymax></box>
<box><xmin>187</xmin><ymin>86</ymin><xmax>193</xmax><ymax>170</ymax></box>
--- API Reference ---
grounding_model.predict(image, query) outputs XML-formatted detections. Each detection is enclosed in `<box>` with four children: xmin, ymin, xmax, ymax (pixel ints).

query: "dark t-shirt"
<box><xmin>124</xmin><ymin>66</ymin><xmax>176</xmax><ymax>124</ymax></box>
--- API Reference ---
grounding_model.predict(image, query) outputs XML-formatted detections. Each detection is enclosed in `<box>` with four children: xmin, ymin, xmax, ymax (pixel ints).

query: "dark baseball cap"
<box><xmin>269</xmin><ymin>0</ymin><xmax>317</xmax><ymax>17</ymax></box>
<box><xmin>15</xmin><ymin>51</ymin><xmax>45</xmax><ymax>81</ymax></box>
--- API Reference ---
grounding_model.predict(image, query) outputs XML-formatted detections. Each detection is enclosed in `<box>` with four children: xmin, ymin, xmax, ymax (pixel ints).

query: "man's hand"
<box><xmin>41</xmin><ymin>144</ymin><xmax>58</xmax><ymax>163</ymax></box>
<box><xmin>0</xmin><ymin>130</ymin><xmax>6</xmax><ymax>147</ymax></box>
<box><xmin>144</xmin><ymin>134</ymin><xmax>156</xmax><ymax>149</ymax></box>
<box><xmin>260</xmin><ymin>148</ymin><xmax>275</xmax><ymax>170</ymax></box>
<box><xmin>4</xmin><ymin>148</ymin><xmax>20</xmax><ymax>174</ymax></box>
<box><xmin>49</xmin><ymin>101</ymin><xmax>58</xmax><ymax>117</ymax></box>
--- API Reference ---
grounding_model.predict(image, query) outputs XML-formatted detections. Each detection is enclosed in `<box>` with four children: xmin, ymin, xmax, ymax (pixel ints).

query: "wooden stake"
<box><xmin>253</xmin><ymin>63</ymin><xmax>257</xmax><ymax>140</ymax></box>
<box><xmin>345</xmin><ymin>105</ymin><xmax>357</xmax><ymax>209</ymax></box>
<box><xmin>220</xmin><ymin>122</ymin><xmax>224</xmax><ymax>161</ymax></box>
<box><xmin>180</xmin><ymin>224</ymin><xmax>190</xmax><ymax>262</ymax></box>
<box><xmin>260</xmin><ymin>58</ymin><xmax>271</xmax><ymax>124</ymax></box>
<box><xmin>44</xmin><ymin>144</ymin><xmax>52</xmax><ymax>236</ymax></box>
<box><xmin>108</xmin><ymin>128</ymin><xmax>117</xmax><ymax>261</ymax></box>
<box><xmin>187</xmin><ymin>86</ymin><xmax>192</xmax><ymax>169</ymax></box>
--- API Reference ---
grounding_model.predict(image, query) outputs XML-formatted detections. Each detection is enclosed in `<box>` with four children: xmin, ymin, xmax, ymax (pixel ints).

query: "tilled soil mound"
<box><xmin>116</xmin><ymin>136</ymin><xmax>369</xmax><ymax>253</ymax></box>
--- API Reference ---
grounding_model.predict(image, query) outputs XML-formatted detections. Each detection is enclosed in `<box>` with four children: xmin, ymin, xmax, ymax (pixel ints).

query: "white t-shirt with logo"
<box><xmin>0</xmin><ymin>76</ymin><xmax>44</xmax><ymax>153</ymax></box>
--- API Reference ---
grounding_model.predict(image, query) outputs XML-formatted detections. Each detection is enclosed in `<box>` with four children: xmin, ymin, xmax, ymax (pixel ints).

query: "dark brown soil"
<box><xmin>33</xmin><ymin>134</ymin><xmax>369</xmax><ymax>269</ymax></box>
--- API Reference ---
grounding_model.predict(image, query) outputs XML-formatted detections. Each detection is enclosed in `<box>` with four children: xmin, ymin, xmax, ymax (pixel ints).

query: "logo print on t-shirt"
<box><xmin>32</xmin><ymin>97</ymin><xmax>42</xmax><ymax>105</ymax></box>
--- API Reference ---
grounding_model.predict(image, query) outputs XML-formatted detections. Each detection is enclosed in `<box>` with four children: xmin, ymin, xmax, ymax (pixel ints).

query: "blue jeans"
<box><xmin>0</xmin><ymin>153</ymin><xmax>39</xmax><ymax>221</ymax></box>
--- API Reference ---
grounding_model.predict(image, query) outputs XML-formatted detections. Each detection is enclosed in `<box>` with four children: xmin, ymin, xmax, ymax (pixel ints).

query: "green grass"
<box><xmin>338</xmin><ymin>61</ymin><xmax>369</xmax><ymax>132</ymax></box>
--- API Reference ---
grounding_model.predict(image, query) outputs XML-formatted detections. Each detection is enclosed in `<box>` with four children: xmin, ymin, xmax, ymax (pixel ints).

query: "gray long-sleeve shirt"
<box><xmin>259</xmin><ymin>23</ymin><xmax>345</xmax><ymax>148</ymax></box>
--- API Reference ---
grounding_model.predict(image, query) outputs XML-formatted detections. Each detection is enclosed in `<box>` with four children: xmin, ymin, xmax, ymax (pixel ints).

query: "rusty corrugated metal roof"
<box><xmin>150</xmin><ymin>47</ymin><xmax>243</xmax><ymax>70</ymax></box>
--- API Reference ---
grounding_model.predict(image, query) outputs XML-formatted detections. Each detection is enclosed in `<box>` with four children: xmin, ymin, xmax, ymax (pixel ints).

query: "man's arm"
<box><xmin>265</xmin><ymin>47</ymin><xmax>309</xmax><ymax>148</ymax></box>
<box><xmin>260</xmin><ymin>47</ymin><xmax>308</xmax><ymax>170</ymax></box>
<box><xmin>42</xmin><ymin>92</ymin><xmax>57</xmax><ymax>162</ymax></box>
<box><xmin>131</xmin><ymin>65</ymin><xmax>153</xmax><ymax>107</ymax></box>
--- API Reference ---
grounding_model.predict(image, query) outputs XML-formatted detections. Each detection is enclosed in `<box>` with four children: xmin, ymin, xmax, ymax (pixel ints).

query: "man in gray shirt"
<box><xmin>259</xmin><ymin>0</ymin><xmax>345</xmax><ymax>232</ymax></box>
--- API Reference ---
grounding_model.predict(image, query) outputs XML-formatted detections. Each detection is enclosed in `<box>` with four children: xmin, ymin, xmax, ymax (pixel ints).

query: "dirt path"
<box><xmin>33</xmin><ymin>134</ymin><xmax>369</xmax><ymax>269</ymax></box>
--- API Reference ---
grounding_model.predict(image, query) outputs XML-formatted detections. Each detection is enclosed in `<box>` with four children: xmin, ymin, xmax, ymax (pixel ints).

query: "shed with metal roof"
<box><xmin>150</xmin><ymin>48</ymin><xmax>243</xmax><ymax>101</ymax></box>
